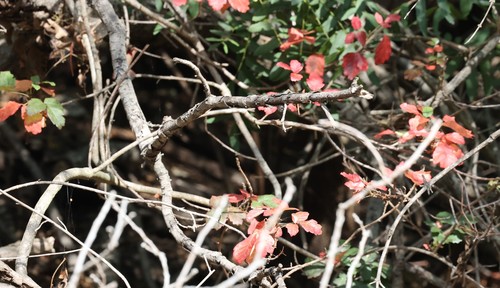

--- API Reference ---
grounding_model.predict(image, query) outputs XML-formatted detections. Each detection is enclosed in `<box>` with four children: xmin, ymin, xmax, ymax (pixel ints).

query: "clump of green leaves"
<box><xmin>424</xmin><ymin>211</ymin><xmax>476</xmax><ymax>251</ymax></box>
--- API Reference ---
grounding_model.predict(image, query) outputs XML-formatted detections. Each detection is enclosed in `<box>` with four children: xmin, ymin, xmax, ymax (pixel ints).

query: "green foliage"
<box><xmin>425</xmin><ymin>211</ymin><xmax>476</xmax><ymax>250</ymax></box>
<box><xmin>0</xmin><ymin>71</ymin><xmax>16</xmax><ymax>90</ymax></box>
<box><xmin>303</xmin><ymin>243</ymin><xmax>390</xmax><ymax>286</ymax></box>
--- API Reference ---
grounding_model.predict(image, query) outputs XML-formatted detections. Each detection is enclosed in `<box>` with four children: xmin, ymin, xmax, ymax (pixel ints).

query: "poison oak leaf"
<box><xmin>443</xmin><ymin>132</ymin><xmax>465</xmax><ymax>145</ymax></box>
<box><xmin>233</xmin><ymin>220</ymin><xmax>276</xmax><ymax>264</ymax></box>
<box><xmin>400</xmin><ymin>103</ymin><xmax>421</xmax><ymax>115</ymax></box>
<box><xmin>277</xmin><ymin>60</ymin><xmax>303</xmax><ymax>82</ymax></box>
<box><xmin>405</xmin><ymin>169</ymin><xmax>432</xmax><ymax>186</ymax></box>
<box><xmin>342</xmin><ymin>52</ymin><xmax>368</xmax><ymax>80</ymax></box>
<box><xmin>432</xmin><ymin>141</ymin><xmax>464</xmax><ymax>168</ymax></box>
<box><xmin>258</xmin><ymin>106</ymin><xmax>278</xmax><ymax>116</ymax></box>
<box><xmin>374</xmin><ymin>129</ymin><xmax>396</xmax><ymax>139</ymax></box>
<box><xmin>285</xmin><ymin>223</ymin><xmax>299</xmax><ymax>237</ymax></box>
<box><xmin>443</xmin><ymin>115</ymin><xmax>473</xmax><ymax>138</ymax></box>
<box><xmin>280</xmin><ymin>28</ymin><xmax>315</xmax><ymax>51</ymax></box>
<box><xmin>287</xmin><ymin>104</ymin><xmax>298</xmax><ymax>112</ymax></box>
<box><xmin>340</xmin><ymin>172</ymin><xmax>366</xmax><ymax>192</ymax></box>
<box><xmin>208</xmin><ymin>0</ymin><xmax>227</xmax><ymax>11</ymax></box>
<box><xmin>21</xmin><ymin>105</ymin><xmax>46</xmax><ymax>135</ymax></box>
<box><xmin>375</xmin><ymin>35</ymin><xmax>392</xmax><ymax>64</ymax></box>
<box><xmin>172</xmin><ymin>0</ymin><xmax>187</xmax><ymax>6</ymax></box>
<box><xmin>300</xmin><ymin>219</ymin><xmax>322</xmax><ymax>235</ymax></box>
<box><xmin>228</xmin><ymin>0</ymin><xmax>250</xmax><ymax>13</ymax></box>
<box><xmin>306</xmin><ymin>74</ymin><xmax>324</xmax><ymax>91</ymax></box>
<box><xmin>305</xmin><ymin>54</ymin><xmax>325</xmax><ymax>77</ymax></box>
<box><xmin>0</xmin><ymin>101</ymin><xmax>22</xmax><ymax>121</ymax></box>
<box><xmin>292</xmin><ymin>211</ymin><xmax>309</xmax><ymax>223</ymax></box>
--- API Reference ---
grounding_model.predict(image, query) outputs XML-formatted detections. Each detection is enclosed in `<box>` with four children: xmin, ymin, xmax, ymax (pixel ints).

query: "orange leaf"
<box><xmin>404</xmin><ymin>169</ymin><xmax>432</xmax><ymax>186</ymax></box>
<box><xmin>299</xmin><ymin>219</ymin><xmax>322</xmax><ymax>235</ymax></box>
<box><xmin>306</xmin><ymin>74</ymin><xmax>324</xmax><ymax>91</ymax></box>
<box><xmin>0</xmin><ymin>101</ymin><xmax>22</xmax><ymax>122</ymax></box>
<box><xmin>443</xmin><ymin>115</ymin><xmax>473</xmax><ymax>138</ymax></box>
<box><xmin>374</xmin><ymin>129</ymin><xmax>395</xmax><ymax>139</ymax></box>
<box><xmin>15</xmin><ymin>80</ymin><xmax>32</xmax><ymax>92</ymax></box>
<box><xmin>285</xmin><ymin>223</ymin><xmax>299</xmax><ymax>237</ymax></box>
<box><xmin>432</xmin><ymin>141</ymin><xmax>464</xmax><ymax>168</ymax></box>
<box><xmin>228</xmin><ymin>0</ymin><xmax>250</xmax><ymax>13</ymax></box>
<box><xmin>21</xmin><ymin>105</ymin><xmax>46</xmax><ymax>135</ymax></box>
<box><xmin>172</xmin><ymin>0</ymin><xmax>187</xmax><ymax>5</ymax></box>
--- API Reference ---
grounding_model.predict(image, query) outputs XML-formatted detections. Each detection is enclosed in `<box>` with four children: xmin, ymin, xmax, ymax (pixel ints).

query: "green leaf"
<box><xmin>155</xmin><ymin>0</ymin><xmax>162</xmax><ymax>12</ymax></box>
<box><xmin>248</xmin><ymin>21</ymin><xmax>271</xmax><ymax>33</ymax></box>
<box><xmin>422</xmin><ymin>106</ymin><xmax>433</xmax><ymax>117</ymax></box>
<box><xmin>206</xmin><ymin>117</ymin><xmax>216</xmax><ymax>124</ymax></box>
<box><xmin>252</xmin><ymin>194</ymin><xmax>279</xmax><ymax>208</ymax></box>
<box><xmin>460</xmin><ymin>0</ymin><xmax>474</xmax><ymax>16</ymax></box>
<box><xmin>153</xmin><ymin>24</ymin><xmax>163</xmax><ymax>35</ymax></box>
<box><xmin>44</xmin><ymin>98</ymin><xmax>65</xmax><ymax>129</ymax></box>
<box><xmin>444</xmin><ymin>234</ymin><xmax>463</xmax><ymax>244</ymax></box>
<box><xmin>415</xmin><ymin>0</ymin><xmax>428</xmax><ymax>36</ymax></box>
<box><xmin>465</xmin><ymin>69</ymin><xmax>479</xmax><ymax>100</ymax></box>
<box><xmin>26</xmin><ymin>99</ymin><xmax>46</xmax><ymax>116</ymax></box>
<box><xmin>302</xmin><ymin>258</ymin><xmax>325</xmax><ymax>279</ymax></box>
<box><xmin>332</xmin><ymin>273</ymin><xmax>347</xmax><ymax>286</ymax></box>
<box><xmin>229</xmin><ymin>125</ymin><xmax>240</xmax><ymax>151</ymax></box>
<box><xmin>0</xmin><ymin>71</ymin><xmax>16</xmax><ymax>90</ymax></box>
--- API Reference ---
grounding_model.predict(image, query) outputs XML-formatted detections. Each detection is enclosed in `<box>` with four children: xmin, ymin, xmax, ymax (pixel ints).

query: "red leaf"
<box><xmin>277</xmin><ymin>62</ymin><xmax>291</xmax><ymax>70</ymax></box>
<box><xmin>0</xmin><ymin>101</ymin><xmax>22</xmax><ymax>122</ymax></box>
<box><xmin>443</xmin><ymin>132</ymin><xmax>465</xmax><ymax>145</ymax></box>
<box><xmin>345</xmin><ymin>32</ymin><xmax>356</xmax><ymax>44</ymax></box>
<box><xmin>285</xmin><ymin>223</ymin><xmax>299</xmax><ymax>237</ymax></box>
<box><xmin>232</xmin><ymin>233</ymin><xmax>257</xmax><ymax>264</ymax></box>
<box><xmin>287</xmin><ymin>104</ymin><xmax>298</xmax><ymax>112</ymax></box>
<box><xmin>305</xmin><ymin>54</ymin><xmax>325</xmax><ymax>77</ymax></box>
<box><xmin>233</xmin><ymin>222</ymin><xmax>276</xmax><ymax>264</ymax></box>
<box><xmin>404</xmin><ymin>169</ymin><xmax>432</xmax><ymax>186</ymax></box>
<box><xmin>300</xmin><ymin>219</ymin><xmax>322</xmax><ymax>235</ymax></box>
<box><xmin>340</xmin><ymin>172</ymin><xmax>366</xmax><ymax>192</ymax></box>
<box><xmin>208</xmin><ymin>0</ymin><xmax>227</xmax><ymax>11</ymax></box>
<box><xmin>374</xmin><ymin>129</ymin><xmax>395</xmax><ymax>139</ymax></box>
<box><xmin>172</xmin><ymin>0</ymin><xmax>187</xmax><ymax>6</ymax></box>
<box><xmin>400</xmin><ymin>103</ymin><xmax>421</xmax><ymax>115</ymax></box>
<box><xmin>375</xmin><ymin>12</ymin><xmax>385</xmax><ymax>27</ymax></box>
<box><xmin>228</xmin><ymin>0</ymin><xmax>250</xmax><ymax>13</ymax></box>
<box><xmin>258</xmin><ymin>106</ymin><xmax>278</xmax><ymax>116</ymax></box>
<box><xmin>356</xmin><ymin>31</ymin><xmax>367</xmax><ymax>46</ymax></box>
<box><xmin>291</xmin><ymin>211</ymin><xmax>309</xmax><ymax>223</ymax></box>
<box><xmin>432</xmin><ymin>141</ymin><xmax>464</xmax><ymax>168</ymax></box>
<box><xmin>408</xmin><ymin>115</ymin><xmax>429</xmax><ymax>136</ymax></box>
<box><xmin>443</xmin><ymin>115</ymin><xmax>473</xmax><ymax>138</ymax></box>
<box><xmin>375</xmin><ymin>12</ymin><xmax>400</xmax><ymax>28</ymax></box>
<box><xmin>351</xmin><ymin>16</ymin><xmax>362</xmax><ymax>30</ymax></box>
<box><xmin>289</xmin><ymin>60</ymin><xmax>303</xmax><ymax>73</ymax></box>
<box><xmin>342</xmin><ymin>52</ymin><xmax>368</xmax><ymax>80</ymax></box>
<box><xmin>306</xmin><ymin>74</ymin><xmax>324</xmax><ymax>91</ymax></box>
<box><xmin>290</xmin><ymin>73</ymin><xmax>303</xmax><ymax>82</ymax></box>
<box><xmin>280</xmin><ymin>28</ymin><xmax>315</xmax><ymax>51</ymax></box>
<box><xmin>375</xmin><ymin>35</ymin><xmax>391</xmax><ymax>64</ymax></box>
<box><xmin>278</xmin><ymin>60</ymin><xmax>303</xmax><ymax>82</ymax></box>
